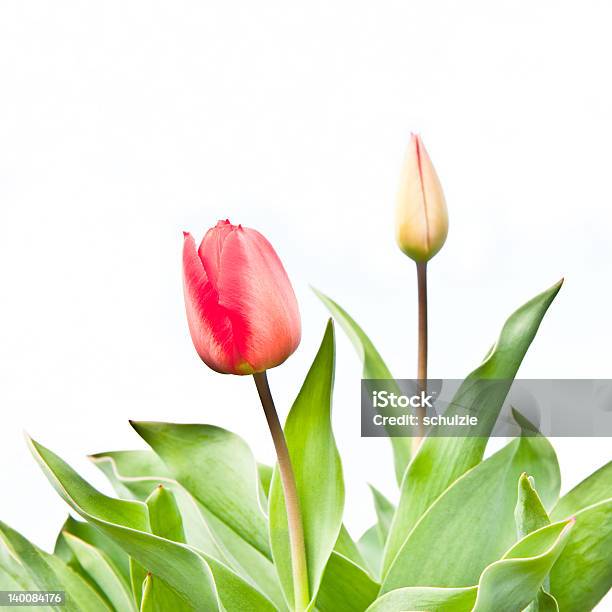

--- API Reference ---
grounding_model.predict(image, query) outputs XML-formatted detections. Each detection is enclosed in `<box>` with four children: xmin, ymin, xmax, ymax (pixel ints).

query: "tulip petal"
<box><xmin>198</xmin><ymin>220</ymin><xmax>234</xmax><ymax>289</ymax></box>
<box><xmin>396</xmin><ymin>134</ymin><xmax>448</xmax><ymax>262</ymax></box>
<box><xmin>216</xmin><ymin>227</ymin><xmax>301</xmax><ymax>373</ymax></box>
<box><xmin>182</xmin><ymin>233</ymin><xmax>236</xmax><ymax>374</ymax></box>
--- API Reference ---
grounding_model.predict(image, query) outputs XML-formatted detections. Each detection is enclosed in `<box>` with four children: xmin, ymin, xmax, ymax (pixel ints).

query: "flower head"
<box><xmin>183</xmin><ymin>220</ymin><xmax>301</xmax><ymax>374</ymax></box>
<box><xmin>396</xmin><ymin>133</ymin><xmax>449</xmax><ymax>262</ymax></box>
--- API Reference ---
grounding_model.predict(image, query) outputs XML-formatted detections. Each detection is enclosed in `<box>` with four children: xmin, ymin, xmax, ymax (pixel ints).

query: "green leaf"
<box><xmin>0</xmin><ymin>520</ymin><xmax>112</xmax><ymax>612</ymax></box>
<box><xmin>551</xmin><ymin>460</ymin><xmax>612</xmax><ymax>520</ymax></box>
<box><xmin>527</xmin><ymin>590</ymin><xmax>559</xmax><ymax>612</ymax></box>
<box><xmin>140</xmin><ymin>572</ymin><xmax>191</xmax><ymax>612</ymax></box>
<box><xmin>129</xmin><ymin>422</ymin><xmax>269</xmax><ymax>559</ymax></box>
<box><xmin>514</xmin><ymin>473</ymin><xmax>557</xmax><ymax>611</ymax></box>
<box><xmin>382</xmin><ymin>433</ymin><xmax>560</xmax><ymax>592</ymax></box>
<box><xmin>90</xmin><ymin>451</ymin><xmax>225</xmax><ymax>557</ymax></box>
<box><xmin>515</xmin><ymin>473</ymin><xmax>550</xmax><ymax>538</ymax></box>
<box><xmin>366</xmin><ymin>586</ymin><xmax>477</xmax><ymax>612</ymax></box>
<box><xmin>549</xmin><ymin>498</ymin><xmax>612</xmax><ymax>610</ymax></box>
<box><xmin>313</xmin><ymin>288</ymin><xmax>411</xmax><ymax>484</ymax></box>
<box><xmin>334</xmin><ymin>525</ymin><xmax>368</xmax><ymax>571</ymax></box>
<box><xmin>56</xmin><ymin>516</ymin><xmax>130</xmax><ymax>586</ymax></box>
<box><xmin>0</xmin><ymin>534</ymin><xmax>39</xmax><ymax>595</ymax></box>
<box><xmin>368</xmin><ymin>519</ymin><xmax>573</xmax><ymax>611</ymax></box>
<box><xmin>315</xmin><ymin>553</ymin><xmax>379</xmax><ymax>612</ymax></box>
<box><xmin>91</xmin><ymin>450</ymin><xmax>286</xmax><ymax>610</ymax></box>
<box><xmin>269</xmin><ymin>320</ymin><xmax>344</xmax><ymax>606</ymax></box>
<box><xmin>61</xmin><ymin>532</ymin><xmax>135</xmax><ymax>611</ymax></box>
<box><xmin>28</xmin><ymin>437</ymin><xmax>276</xmax><ymax>611</ymax></box>
<box><xmin>258</xmin><ymin>463</ymin><xmax>274</xmax><ymax>500</ymax></box>
<box><xmin>383</xmin><ymin>280</ymin><xmax>563</xmax><ymax>576</ymax></box>
<box><xmin>130</xmin><ymin>485</ymin><xmax>191</xmax><ymax>611</ymax></box>
<box><xmin>357</xmin><ymin>525</ymin><xmax>384</xmax><ymax>581</ymax></box>
<box><xmin>472</xmin><ymin>519</ymin><xmax>574</xmax><ymax>611</ymax></box>
<box><xmin>369</xmin><ymin>485</ymin><xmax>395</xmax><ymax>545</ymax></box>
<box><xmin>146</xmin><ymin>485</ymin><xmax>186</xmax><ymax>543</ymax></box>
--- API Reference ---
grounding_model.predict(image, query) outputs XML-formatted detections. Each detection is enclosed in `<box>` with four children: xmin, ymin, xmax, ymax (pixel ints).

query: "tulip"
<box><xmin>395</xmin><ymin>134</ymin><xmax>449</xmax><ymax>454</ymax></box>
<box><xmin>395</xmin><ymin>133</ymin><xmax>448</xmax><ymax>262</ymax></box>
<box><xmin>182</xmin><ymin>220</ymin><xmax>301</xmax><ymax>375</ymax></box>
<box><xmin>183</xmin><ymin>220</ymin><xmax>309</xmax><ymax>609</ymax></box>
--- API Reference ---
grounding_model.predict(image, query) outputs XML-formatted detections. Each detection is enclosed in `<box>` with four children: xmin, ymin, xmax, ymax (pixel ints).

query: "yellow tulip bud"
<box><xmin>395</xmin><ymin>133</ymin><xmax>449</xmax><ymax>262</ymax></box>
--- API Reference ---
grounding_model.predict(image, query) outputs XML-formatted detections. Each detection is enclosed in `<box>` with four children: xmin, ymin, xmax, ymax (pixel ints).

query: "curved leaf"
<box><xmin>334</xmin><ymin>525</ymin><xmax>368</xmax><ymax>571</ymax></box>
<box><xmin>0</xmin><ymin>521</ymin><xmax>111</xmax><ymax>612</ymax></box>
<box><xmin>140</xmin><ymin>572</ymin><xmax>192</xmax><ymax>612</ymax></box>
<box><xmin>473</xmin><ymin>519</ymin><xmax>574</xmax><ymax>611</ymax></box>
<box><xmin>514</xmin><ymin>473</ymin><xmax>557</xmax><ymax>611</ymax></box>
<box><xmin>129</xmin><ymin>422</ymin><xmax>269</xmax><ymax>559</ymax></box>
<box><xmin>315</xmin><ymin>552</ymin><xmax>379</xmax><ymax>612</ymax></box>
<box><xmin>131</xmin><ymin>485</ymin><xmax>191</xmax><ymax>611</ymax></box>
<box><xmin>549</xmin><ymin>498</ymin><xmax>612</xmax><ymax>610</ymax></box>
<box><xmin>29</xmin><ymin>437</ymin><xmax>276</xmax><ymax>611</ymax></box>
<box><xmin>91</xmin><ymin>450</ymin><xmax>286</xmax><ymax>610</ymax></box>
<box><xmin>313</xmin><ymin>288</ymin><xmax>411</xmax><ymax>484</ymax></box>
<box><xmin>383</xmin><ymin>280</ymin><xmax>563</xmax><ymax>575</ymax></box>
<box><xmin>366</xmin><ymin>586</ymin><xmax>477</xmax><ymax>611</ymax></box>
<box><xmin>358</xmin><ymin>525</ymin><xmax>384</xmax><ymax>581</ymax></box>
<box><xmin>515</xmin><ymin>473</ymin><xmax>550</xmax><ymax>538</ymax></box>
<box><xmin>61</xmin><ymin>532</ymin><xmax>135</xmax><ymax>611</ymax></box>
<box><xmin>269</xmin><ymin>320</ymin><xmax>344</xmax><ymax>606</ymax></box>
<box><xmin>146</xmin><ymin>485</ymin><xmax>186</xmax><ymax>543</ymax></box>
<box><xmin>369</xmin><ymin>519</ymin><xmax>573</xmax><ymax>612</ymax></box>
<box><xmin>382</xmin><ymin>433</ymin><xmax>560</xmax><ymax>592</ymax></box>
<box><xmin>551</xmin><ymin>460</ymin><xmax>612</xmax><ymax>520</ymax></box>
<box><xmin>369</xmin><ymin>485</ymin><xmax>395</xmax><ymax>545</ymax></box>
<box><xmin>56</xmin><ymin>516</ymin><xmax>130</xmax><ymax>586</ymax></box>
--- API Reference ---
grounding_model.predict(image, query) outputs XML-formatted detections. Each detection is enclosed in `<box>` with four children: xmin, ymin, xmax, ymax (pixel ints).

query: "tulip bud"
<box><xmin>182</xmin><ymin>220</ymin><xmax>301</xmax><ymax>375</ymax></box>
<box><xmin>395</xmin><ymin>133</ymin><xmax>449</xmax><ymax>262</ymax></box>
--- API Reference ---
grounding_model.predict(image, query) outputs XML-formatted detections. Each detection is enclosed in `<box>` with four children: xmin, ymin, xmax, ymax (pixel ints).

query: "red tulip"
<box><xmin>182</xmin><ymin>220</ymin><xmax>301</xmax><ymax>375</ymax></box>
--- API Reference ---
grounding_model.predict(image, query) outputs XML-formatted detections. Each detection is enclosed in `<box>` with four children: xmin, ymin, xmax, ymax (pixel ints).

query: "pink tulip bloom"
<box><xmin>182</xmin><ymin>220</ymin><xmax>301</xmax><ymax>375</ymax></box>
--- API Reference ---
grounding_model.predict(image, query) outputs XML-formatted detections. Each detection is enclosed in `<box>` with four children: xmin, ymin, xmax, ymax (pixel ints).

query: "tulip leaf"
<box><xmin>91</xmin><ymin>449</ymin><xmax>286</xmax><ymax>610</ymax></box>
<box><xmin>357</xmin><ymin>525</ymin><xmax>384</xmax><ymax>581</ymax></box>
<box><xmin>61</xmin><ymin>532</ymin><xmax>135</xmax><ymax>611</ymax></box>
<box><xmin>90</xmin><ymin>451</ymin><xmax>225</xmax><ymax>557</ymax></box>
<box><xmin>313</xmin><ymin>288</ymin><xmax>411</xmax><ymax>484</ymax></box>
<box><xmin>140</xmin><ymin>572</ymin><xmax>188</xmax><ymax>612</ymax></box>
<box><xmin>0</xmin><ymin>526</ymin><xmax>40</xmax><ymax>594</ymax></box>
<box><xmin>334</xmin><ymin>525</ymin><xmax>368</xmax><ymax>571</ymax></box>
<box><xmin>549</xmin><ymin>498</ymin><xmax>612</xmax><ymax>610</ymax></box>
<box><xmin>472</xmin><ymin>519</ymin><xmax>573</xmax><ymax>611</ymax></box>
<box><xmin>514</xmin><ymin>473</ymin><xmax>556</xmax><ymax>611</ymax></box>
<box><xmin>0</xmin><ymin>520</ymin><xmax>112</xmax><ymax>612</ymax></box>
<box><xmin>515</xmin><ymin>473</ymin><xmax>550</xmax><ymax>538</ymax></box>
<box><xmin>383</xmin><ymin>280</ymin><xmax>563</xmax><ymax>575</ymax></box>
<box><xmin>369</xmin><ymin>485</ymin><xmax>395</xmax><ymax>545</ymax></box>
<box><xmin>146</xmin><ymin>485</ymin><xmax>186</xmax><ymax>543</ymax></box>
<box><xmin>551</xmin><ymin>459</ymin><xmax>612</xmax><ymax>520</ymax></box>
<box><xmin>129</xmin><ymin>421</ymin><xmax>270</xmax><ymax>559</ymax></box>
<box><xmin>129</xmin><ymin>485</ymin><xmax>191</xmax><ymax>611</ymax></box>
<box><xmin>366</xmin><ymin>586</ymin><xmax>478</xmax><ymax>611</ymax></box>
<box><xmin>369</xmin><ymin>519</ymin><xmax>573</xmax><ymax>612</ymax></box>
<box><xmin>258</xmin><ymin>463</ymin><xmax>274</xmax><ymax>500</ymax></box>
<box><xmin>382</xmin><ymin>432</ymin><xmax>560</xmax><ymax>592</ymax></box>
<box><xmin>56</xmin><ymin>516</ymin><xmax>130</xmax><ymax>586</ymax></box>
<box><xmin>315</xmin><ymin>552</ymin><xmax>379</xmax><ymax>612</ymax></box>
<box><xmin>269</xmin><ymin>320</ymin><xmax>345</xmax><ymax>607</ymax></box>
<box><xmin>28</xmin><ymin>437</ymin><xmax>277</xmax><ymax>611</ymax></box>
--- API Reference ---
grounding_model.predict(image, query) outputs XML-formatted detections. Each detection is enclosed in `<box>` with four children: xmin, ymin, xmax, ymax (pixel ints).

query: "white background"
<box><xmin>0</xmin><ymin>0</ymin><xmax>610</xmax><ymax>606</ymax></box>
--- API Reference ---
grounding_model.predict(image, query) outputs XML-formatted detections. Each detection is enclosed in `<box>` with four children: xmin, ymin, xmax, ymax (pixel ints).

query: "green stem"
<box><xmin>253</xmin><ymin>371</ymin><xmax>309</xmax><ymax>611</ymax></box>
<box><xmin>413</xmin><ymin>261</ymin><xmax>428</xmax><ymax>455</ymax></box>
